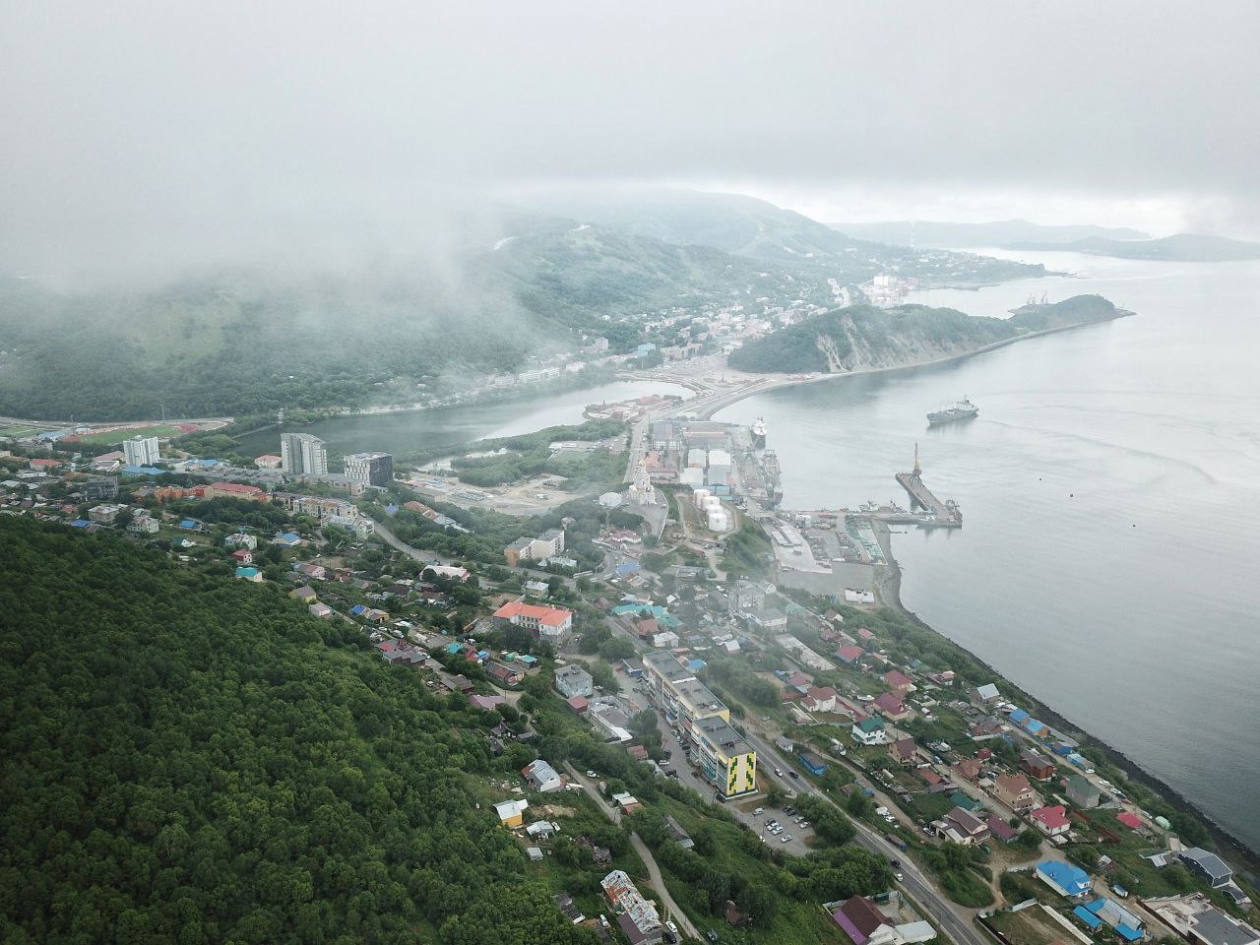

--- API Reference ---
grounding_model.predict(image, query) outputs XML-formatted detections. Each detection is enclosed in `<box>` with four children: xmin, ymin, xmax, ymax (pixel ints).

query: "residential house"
<box><xmin>994</xmin><ymin>773</ymin><xmax>1037</xmax><ymax>812</ymax></box>
<box><xmin>829</xmin><ymin>896</ymin><xmax>937</xmax><ymax>945</ymax></box>
<box><xmin>883</xmin><ymin>670</ymin><xmax>915</xmax><ymax>692</ymax></box>
<box><xmin>231</xmin><ymin>548</ymin><xmax>254</xmax><ymax>565</ymax></box>
<box><xmin>1187</xmin><ymin>910</ymin><xmax>1260</xmax><ymax>945</ymax></box>
<box><xmin>1020</xmin><ymin>750</ymin><xmax>1057</xmax><ymax>781</ymax></box>
<box><xmin>835</xmin><ymin>645</ymin><xmax>864</xmax><ymax>665</ymax></box>
<box><xmin>971</xmin><ymin>683</ymin><xmax>1001</xmax><ymax>704</ymax></box>
<box><xmin>1065</xmin><ymin>774</ymin><xmax>1102</xmax><ymax>809</ymax></box>
<box><xmin>289</xmin><ymin>586</ymin><xmax>318</xmax><ymax>603</ymax></box>
<box><xmin>927</xmin><ymin>671</ymin><xmax>956</xmax><ymax>687</ymax></box>
<box><xmin>525</xmin><ymin>820</ymin><xmax>557</xmax><ymax>839</ymax></box>
<box><xmin>308</xmin><ymin>602</ymin><xmax>333</xmax><ymax>619</ymax></box>
<box><xmin>235</xmin><ymin>566</ymin><xmax>263</xmax><ymax>582</ymax></box>
<box><xmin>852</xmin><ymin>717</ymin><xmax>889</xmax><ymax>746</ymax></box>
<box><xmin>202</xmin><ymin>481</ymin><xmax>267</xmax><ymax>501</ymax></box>
<box><xmin>874</xmin><ymin>692</ymin><xmax>909</xmax><ymax>721</ymax></box>
<box><xmin>601</xmin><ymin>870</ymin><xmax>663</xmax><ymax>945</ymax></box>
<box><xmin>1036</xmin><ymin>860</ymin><xmax>1093</xmax><ymax>898</ymax></box>
<box><xmin>555</xmin><ymin>665</ymin><xmax>594</xmax><ymax>699</ymax></box>
<box><xmin>468</xmin><ymin>694</ymin><xmax>505</xmax><ymax>711</ymax></box>
<box><xmin>1030</xmin><ymin>805</ymin><xmax>1072</xmax><ymax>837</ymax></box>
<box><xmin>486</xmin><ymin>662</ymin><xmax>524</xmax><ymax>686</ymax></box>
<box><xmin>1075</xmin><ymin>898</ymin><xmax>1145</xmax><ymax>942</ymax></box>
<box><xmin>984</xmin><ymin>815</ymin><xmax>1020</xmax><ymax>844</ymax></box>
<box><xmin>954</xmin><ymin>758</ymin><xmax>982</xmax><ymax>782</ymax></box>
<box><xmin>664</xmin><ymin>815</ymin><xmax>694</xmax><ymax>850</ymax></box>
<box><xmin>522</xmin><ymin>760</ymin><xmax>563</xmax><ymax>793</ymax></box>
<box><xmin>493</xmin><ymin>798</ymin><xmax>529</xmax><ymax>827</ymax></box>
<box><xmin>1178</xmin><ymin>848</ymin><xmax>1234</xmax><ymax>888</ymax></box>
<box><xmin>940</xmin><ymin>807</ymin><xmax>990</xmax><ymax>845</ymax></box>
<box><xmin>803</xmin><ymin>686</ymin><xmax>838</xmax><ymax>714</ymax></box>
<box><xmin>889</xmin><ymin>738</ymin><xmax>920</xmax><ymax>765</ymax></box>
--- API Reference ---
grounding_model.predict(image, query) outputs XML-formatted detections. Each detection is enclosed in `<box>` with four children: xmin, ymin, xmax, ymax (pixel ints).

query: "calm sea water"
<box><xmin>716</xmin><ymin>251</ymin><xmax>1260</xmax><ymax>854</ymax></box>
<box><xmin>235</xmin><ymin>380</ymin><xmax>694</xmax><ymax>459</ymax></box>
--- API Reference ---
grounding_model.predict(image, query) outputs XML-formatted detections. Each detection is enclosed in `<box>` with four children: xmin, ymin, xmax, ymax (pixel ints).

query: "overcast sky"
<box><xmin>3</xmin><ymin>1</ymin><xmax>1258</xmax><ymax>283</ymax></box>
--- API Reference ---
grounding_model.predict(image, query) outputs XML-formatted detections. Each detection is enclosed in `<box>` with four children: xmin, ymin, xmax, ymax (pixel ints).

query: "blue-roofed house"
<box><xmin>687</xmin><ymin>658</ymin><xmax>707</xmax><ymax>673</ymax></box>
<box><xmin>351</xmin><ymin>604</ymin><xmax>369</xmax><ymax>617</ymax></box>
<box><xmin>1080</xmin><ymin>898</ymin><xmax>1144</xmax><ymax>941</ymax></box>
<box><xmin>122</xmin><ymin>465</ymin><xmax>164</xmax><ymax>477</ymax></box>
<box><xmin>1073</xmin><ymin>906</ymin><xmax>1104</xmax><ymax>931</ymax></box>
<box><xmin>615</xmin><ymin>562</ymin><xmax>640</xmax><ymax>575</ymax></box>
<box><xmin>273</xmin><ymin>531</ymin><xmax>302</xmax><ymax>547</ymax></box>
<box><xmin>235</xmin><ymin>567</ymin><xmax>263</xmax><ymax>582</ymax></box>
<box><xmin>1008</xmin><ymin>708</ymin><xmax>1031</xmax><ymax>726</ymax></box>
<box><xmin>1036</xmin><ymin>861</ymin><xmax>1093</xmax><ymax>898</ymax></box>
<box><xmin>385</xmin><ymin>505</ymin><xmax>400</xmax><ymax>516</ymax></box>
<box><xmin>70</xmin><ymin>519</ymin><xmax>90</xmax><ymax>528</ymax></box>
<box><xmin>179</xmin><ymin>519</ymin><xmax>200</xmax><ymax>530</ymax></box>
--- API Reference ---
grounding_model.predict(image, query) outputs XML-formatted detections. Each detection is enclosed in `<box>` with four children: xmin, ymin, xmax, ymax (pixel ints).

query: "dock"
<box><xmin>894</xmin><ymin>445</ymin><xmax>962</xmax><ymax>528</ymax></box>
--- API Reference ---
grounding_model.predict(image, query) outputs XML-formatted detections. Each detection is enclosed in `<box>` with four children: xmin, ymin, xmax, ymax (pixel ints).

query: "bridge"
<box><xmin>895</xmin><ymin>444</ymin><xmax>962</xmax><ymax>528</ymax></box>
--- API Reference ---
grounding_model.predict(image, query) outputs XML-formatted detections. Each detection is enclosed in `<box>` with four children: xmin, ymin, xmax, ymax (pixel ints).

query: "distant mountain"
<box><xmin>525</xmin><ymin>189</ymin><xmax>1044</xmax><ymax>284</ymax></box>
<box><xmin>830</xmin><ymin>219</ymin><xmax>1150</xmax><ymax>248</ymax></box>
<box><xmin>0</xmin><ymin>195</ymin><xmax>1047</xmax><ymax>421</ymax></box>
<box><xmin>1004</xmin><ymin>232</ymin><xmax>1260</xmax><ymax>262</ymax></box>
<box><xmin>728</xmin><ymin>295</ymin><xmax>1127</xmax><ymax>375</ymax></box>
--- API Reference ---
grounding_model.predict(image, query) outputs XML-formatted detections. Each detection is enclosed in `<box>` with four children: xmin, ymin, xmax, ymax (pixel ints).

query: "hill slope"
<box><xmin>727</xmin><ymin>295</ymin><xmax>1126</xmax><ymax>374</ymax></box>
<box><xmin>0</xmin><ymin>517</ymin><xmax>599</xmax><ymax>945</ymax></box>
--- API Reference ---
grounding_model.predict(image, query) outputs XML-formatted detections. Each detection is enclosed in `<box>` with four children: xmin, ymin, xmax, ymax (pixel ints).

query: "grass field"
<box><xmin>0</xmin><ymin>425</ymin><xmax>46</xmax><ymax>438</ymax></box>
<box><xmin>77</xmin><ymin>425</ymin><xmax>181</xmax><ymax>445</ymax></box>
<box><xmin>986</xmin><ymin>906</ymin><xmax>1075</xmax><ymax>945</ymax></box>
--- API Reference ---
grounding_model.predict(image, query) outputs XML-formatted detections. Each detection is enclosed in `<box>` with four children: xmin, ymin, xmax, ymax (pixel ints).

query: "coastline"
<box><xmin>869</xmin><ymin>519</ymin><xmax>1260</xmax><ymax>870</ymax></box>
<box><xmin>688</xmin><ymin>308</ymin><xmax>1134</xmax><ymax>421</ymax></box>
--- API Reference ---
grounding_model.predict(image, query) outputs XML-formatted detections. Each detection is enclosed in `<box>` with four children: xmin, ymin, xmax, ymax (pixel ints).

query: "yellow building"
<box><xmin>493</xmin><ymin>798</ymin><xmax>529</xmax><ymax>827</ymax></box>
<box><xmin>643</xmin><ymin>652</ymin><xmax>757</xmax><ymax>798</ymax></box>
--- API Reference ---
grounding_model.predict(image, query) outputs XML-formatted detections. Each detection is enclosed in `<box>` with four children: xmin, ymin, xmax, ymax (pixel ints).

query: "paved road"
<box><xmin>630</xmin><ymin>833</ymin><xmax>702</xmax><ymax>942</ymax></box>
<box><xmin>740</xmin><ymin>730</ymin><xmax>989</xmax><ymax>945</ymax></box>
<box><xmin>564</xmin><ymin>764</ymin><xmax>701</xmax><ymax>943</ymax></box>
<box><xmin>367</xmin><ymin>518</ymin><xmax>454</xmax><ymax>567</ymax></box>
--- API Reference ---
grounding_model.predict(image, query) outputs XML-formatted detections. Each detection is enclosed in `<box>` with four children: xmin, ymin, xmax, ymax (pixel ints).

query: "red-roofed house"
<box><xmin>231</xmin><ymin>548</ymin><xmax>253</xmax><ymax>565</ymax></box>
<box><xmin>803</xmin><ymin>686</ymin><xmax>838</xmax><ymax>713</ymax></box>
<box><xmin>1030</xmin><ymin>805</ymin><xmax>1071</xmax><ymax>837</ymax></box>
<box><xmin>1117</xmin><ymin>811</ymin><xmax>1143</xmax><ymax>830</ymax></box>
<box><xmin>857</xmin><ymin>627</ymin><xmax>876</xmax><ymax>641</ymax></box>
<box><xmin>890</xmin><ymin>737</ymin><xmax>919</xmax><ymax>765</ymax></box>
<box><xmin>883</xmin><ymin>670</ymin><xmax>915</xmax><ymax>692</ymax></box>
<box><xmin>985</xmin><ymin>814</ymin><xmax>1020</xmax><ymax>843</ymax></box>
<box><xmin>918</xmin><ymin>768</ymin><xmax>946</xmax><ymax>788</ymax></box>
<box><xmin>493</xmin><ymin>600</ymin><xmax>573</xmax><ymax>644</ymax></box>
<box><xmin>566</xmin><ymin>695</ymin><xmax>589</xmax><ymax>715</ymax></box>
<box><xmin>954</xmin><ymin>758</ymin><xmax>982</xmax><ymax>782</ymax></box>
<box><xmin>788</xmin><ymin>670</ymin><xmax>814</xmax><ymax>691</ymax></box>
<box><xmin>831</xmin><ymin>896</ymin><xmax>896</xmax><ymax>945</ymax></box>
<box><xmin>835</xmin><ymin>645</ymin><xmax>864</xmax><ymax>665</ymax></box>
<box><xmin>873</xmin><ymin>692</ymin><xmax>909</xmax><ymax>721</ymax></box>
<box><xmin>31</xmin><ymin>458</ymin><xmax>62</xmax><ymax>469</ymax></box>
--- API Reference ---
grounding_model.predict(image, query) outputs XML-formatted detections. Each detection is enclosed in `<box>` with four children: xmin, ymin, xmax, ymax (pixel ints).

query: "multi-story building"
<box><xmin>343</xmin><ymin>451</ymin><xmax>394</xmax><ymax>487</ymax></box>
<box><xmin>123</xmin><ymin>435</ymin><xmax>161</xmax><ymax>467</ymax></box>
<box><xmin>492</xmin><ymin>600</ymin><xmax>573</xmax><ymax>646</ymax></box>
<box><xmin>280</xmin><ymin>433</ymin><xmax>328</xmax><ymax>476</ymax></box>
<box><xmin>641</xmin><ymin>651</ymin><xmax>757</xmax><ymax>798</ymax></box>
<box><xmin>555</xmin><ymin>665</ymin><xmax>594</xmax><ymax>699</ymax></box>
<box><xmin>600</xmin><ymin>871</ymin><xmax>663</xmax><ymax>945</ymax></box>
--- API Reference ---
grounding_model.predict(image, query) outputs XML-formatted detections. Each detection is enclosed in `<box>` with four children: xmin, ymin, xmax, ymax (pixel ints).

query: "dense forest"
<box><xmin>0</xmin><ymin>517</ymin><xmax>599</xmax><ymax>944</ymax></box>
<box><xmin>728</xmin><ymin>295</ymin><xmax>1124</xmax><ymax>374</ymax></box>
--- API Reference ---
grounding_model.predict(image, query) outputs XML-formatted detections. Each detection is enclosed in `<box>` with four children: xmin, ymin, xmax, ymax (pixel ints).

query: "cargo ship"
<box><xmin>927</xmin><ymin>398</ymin><xmax>978</xmax><ymax>426</ymax></box>
<box><xmin>751</xmin><ymin>417</ymin><xmax>767</xmax><ymax>448</ymax></box>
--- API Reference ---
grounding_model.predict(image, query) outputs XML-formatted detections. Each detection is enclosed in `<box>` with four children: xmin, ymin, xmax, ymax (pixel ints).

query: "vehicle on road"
<box><xmin>586</xmin><ymin>770</ymin><xmax>597</xmax><ymax>778</ymax></box>
<box><xmin>753</xmin><ymin>807</ymin><xmax>763</xmax><ymax>815</ymax></box>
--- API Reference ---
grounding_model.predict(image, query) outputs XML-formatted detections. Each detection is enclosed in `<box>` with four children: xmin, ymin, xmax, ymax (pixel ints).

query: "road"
<box><xmin>739</xmin><ymin>729</ymin><xmax>989</xmax><ymax>945</ymax></box>
<box><xmin>366</xmin><ymin>517</ymin><xmax>454</xmax><ymax>567</ymax></box>
<box><xmin>564</xmin><ymin>764</ymin><xmax>701</xmax><ymax>942</ymax></box>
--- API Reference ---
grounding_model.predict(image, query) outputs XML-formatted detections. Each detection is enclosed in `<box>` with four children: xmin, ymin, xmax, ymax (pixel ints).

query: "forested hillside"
<box><xmin>0</xmin><ymin>517</ymin><xmax>597</xmax><ymax>945</ymax></box>
<box><xmin>728</xmin><ymin>295</ymin><xmax>1125</xmax><ymax>374</ymax></box>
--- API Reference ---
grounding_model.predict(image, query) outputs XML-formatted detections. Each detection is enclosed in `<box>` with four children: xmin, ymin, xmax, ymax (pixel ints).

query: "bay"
<box><xmin>715</xmin><ymin>251</ymin><xmax>1260</xmax><ymax>853</ymax></box>
<box><xmin>234</xmin><ymin>380</ymin><xmax>694</xmax><ymax>459</ymax></box>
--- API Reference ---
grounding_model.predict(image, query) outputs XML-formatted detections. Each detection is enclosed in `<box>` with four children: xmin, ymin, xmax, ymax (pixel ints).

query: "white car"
<box><xmin>780</xmin><ymin>835</ymin><xmax>791</xmax><ymax>843</ymax></box>
<box><xmin>586</xmin><ymin>770</ymin><xmax>598</xmax><ymax>778</ymax></box>
<box><xmin>753</xmin><ymin>807</ymin><xmax>764</xmax><ymax>815</ymax></box>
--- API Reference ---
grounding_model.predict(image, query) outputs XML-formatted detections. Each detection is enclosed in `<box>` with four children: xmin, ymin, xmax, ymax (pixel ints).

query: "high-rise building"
<box><xmin>343</xmin><ymin>451</ymin><xmax>394</xmax><ymax>487</ymax></box>
<box><xmin>280</xmin><ymin>433</ymin><xmax>328</xmax><ymax>476</ymax></box>
<box><xmin>123</xmin><ymin>435</ymin><xmax>161</xmax><ymax>467</ymax></box>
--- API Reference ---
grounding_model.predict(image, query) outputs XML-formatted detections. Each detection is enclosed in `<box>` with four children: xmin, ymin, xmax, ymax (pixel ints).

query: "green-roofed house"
<box><xmin>852</xmin><ymin>716</ymin><xmax>889</xmax><ymax>746</ymax></box>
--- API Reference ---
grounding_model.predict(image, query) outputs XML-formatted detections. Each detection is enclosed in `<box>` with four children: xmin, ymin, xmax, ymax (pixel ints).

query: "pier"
<box><xmin>894</xmin><ymin>445</ymin><xmax>962</xmax><ymax>528</ymax></box>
